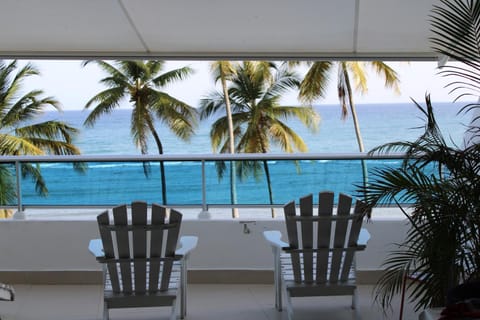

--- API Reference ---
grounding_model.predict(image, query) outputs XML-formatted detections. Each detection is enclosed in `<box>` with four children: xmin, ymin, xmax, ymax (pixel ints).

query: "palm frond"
<box><xmin>0</xmin><ymin>61</ymin><xmax>39</xmax><ymax>114</ymax></box>
<box><xmin>337</xmin><ymin>63</ymin><xmax>350</xmax><ymax>119</ymax></box>
<box><xmin>264</xmin><ymin>65</ymin><xmax>300</xmax><ymax>98</ymax></box>
<box><xmin>430</xmin><ymin>0</ymin><xmax>480</xmax><ymax>102</ymax></box>
<box><xmin>12</xmin><ymin>120</ymin><xmax>80</xmax><ymax>155</ymax></box>
<box><xmin>0</xmin><ymin>165</ymin><xmax>16</xmax><ymax>205</ymax></box>
<box><xmin>271</xmin><ymin>106</ymin><xmax>320</xmax><ymax>132</ymax></box>
<box><xmin>152</xmin><ymin>66</ymin><xmax>194</xmax><ymax>87</ymax></box>
<box><xmin>346</xmin><ymin>61</ymin><xmax>368</xmax><ymax>94</ymax></box>
<box><xmin>298</xmin><ymin>61</ymin><xmax>332</xmax><ymax>103</ymax></box>
<box><xmin>9</xmin><ymin>62</ymin><xmax>39</xmax><ymax>90</ymax></box>
<box><xmin>3</xmin><ymin>93</ymin><xmax>60</xmax><ymax>127</ymax></box>
<box><xmin>82</xmin><ymin>60</ymin><xmax>129</xmax><ymax>86</ymax></box>
<box><xmin>369</xmin><ymin>61</ymin><xmax>401</xmax><ymax>94</ymax></box>
<box><xmin>21</xmin><ymin>163</ymin><xmax>48</xmax><ymax>196</ymax></box>
<box><xmin>148</xmin><ymin>89</ymin><xmax>197</xmax><ymax>141</ymax></box>
<box><xmin>0</xmin><ymin>134</ymin><xmax>44</xmax><ymax>155</ymax></box>
<box><xmin>209</xmin><ymin>124</ymin><xmax>228</xmax><ymax>153</ymax></box>
<box><xmin>360</xmin><ymin>96</ymin><xmax>480</xmax><ymax>310</ymax></box>
<box><xmin>117</xmin><ymin>61</ymin><xmax>149</xmax><ymax>82</ymax></box>
<box><xmin>0</xmin><ymin>61</ymin><xmax>83</xmax><ymax>203</ymax></box>
<box><xmin>198</xmin><ymin>91</ymin><xmax>226</xmax><ymax>119</ymax></box>
<box><xmin>209</xmin><ymin>61</ymin><xmax>237</xmax><ymax>83</ymax></box>
<box><xmin>83</xmin><ymin>87</ymin><xmax>126</xmax><ymax>127</ymax></box>
<box><xmin>130</xmin><ymin>104</ymin><xmax>152</xmax><ymax>154</ymax></box>
<box><xmin>145</xmin><ymin>60</ymin><xmax>165</xmax><ymax>75</ymax></box>
<box><xmin>268</xmin><ymin>121</ymin><xmax>308</xmax><ymax>152</ymax></box>
<box><xmin>209</xmin><ymin>114</ymin><xmax>241</xmax><ymax>153</ymax></box>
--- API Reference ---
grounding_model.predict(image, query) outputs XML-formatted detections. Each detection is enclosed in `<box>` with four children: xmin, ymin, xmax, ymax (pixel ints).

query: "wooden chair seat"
<box><xmin>279</xmin><ymin>251</ymin><xmax>357</xmax><ymax>284</ymax></box>
<box><xmin>284</xmin><ymin>282</ymin><xmax>357</xmax><ymax>298</ymax></box>
<box><xmin>102</xmin><ymin>261</ymin><xmax>182</xmax><ymax>293</ymax></box>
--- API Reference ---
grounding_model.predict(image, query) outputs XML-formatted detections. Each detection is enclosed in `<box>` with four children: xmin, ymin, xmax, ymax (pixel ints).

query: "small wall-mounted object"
<box><xmin>240</xmin><ymin>221</ymin><xmax>256</xmax><ymax>234</ymax></box>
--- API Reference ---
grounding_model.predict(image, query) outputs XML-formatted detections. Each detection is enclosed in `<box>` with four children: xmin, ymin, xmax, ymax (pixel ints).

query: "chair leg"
<box><xmin>273</xmin><ymin>248</ymin><xmax>283</xmax><ymax>311</ymax></box>
<box><xmin>352</xmin><ymin>288</ymin><xmax>363</xmax><ymax>320</ymax></box>
<box><xmin>285</xmin><ymin>293</ymin><xmax>294</xmax><ymax>320</ymax></box>
<box><xmin>102</xmin><ymin>266</ymin><xmax>109</xmax><ymax>320</ymax></box>
<box><xmin>103</xmin><ymin>302</ymin><xmax>109</xmax><ymax>320</ymax></box>
<box><xmin>353</xmin><ymin>305</ymin><xmax>362</xmax><ymax>320</ymax></box>
<box><xmin>180</xmin><ymin>259</ymin><xmax>187</xmax><ymax>319</ymax></box>
<box><xmin>170</xmin><ymin>297</ymin><xmax>178</xmax><ymax>320</ymax></box>
<box><xmin>282</xmin><ymin>284</ymin><xmax>294</xmax><ymax>320</ymax></box>
<box><xmin>352</xmin><ymin>288</ymin><xmax>358</xmax><ymax>310</ymax></box>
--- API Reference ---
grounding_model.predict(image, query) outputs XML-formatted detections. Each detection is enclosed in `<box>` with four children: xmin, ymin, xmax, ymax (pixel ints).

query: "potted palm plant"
<box><xmin>357</xmin><ymin>0</ymin><xmax>480</xmax><ymax>312</ymax></box>
<box><xmin>359</xmin><ymin>96</ymin><xmax>480</xmax><ymax>310</ymax></box>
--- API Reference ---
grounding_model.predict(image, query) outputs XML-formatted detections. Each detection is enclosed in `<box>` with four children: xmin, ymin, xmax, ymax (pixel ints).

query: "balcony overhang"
<box><xmin>0</xmin><ymin>0</ymin><xmax>438</xmax><ymax>60</ymax></box>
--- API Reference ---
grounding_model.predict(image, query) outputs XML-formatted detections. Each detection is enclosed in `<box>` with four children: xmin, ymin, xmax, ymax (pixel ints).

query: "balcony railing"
<box><xmin>0</xmin><ymin>153</ymin><xmax>407</xmax><ymax>213</ymax></box>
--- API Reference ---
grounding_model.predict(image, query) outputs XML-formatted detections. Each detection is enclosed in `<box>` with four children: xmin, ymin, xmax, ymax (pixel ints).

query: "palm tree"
<box><xmin>0</xmin><ymin>60</ymin><xmax>81</xmax><ymax>208</ymax></box>
<box><xmin>297</xmin><ymin>61</ymin><xmax>400</xmax><ymax>152</ymax></box>
<box><xmin>209</xmin><ymin>61</ymin><xmax>239</xmax><ymax>217</ymax></box>
<box><xmin>83</xmin><ymin>60</ymin><xmax>197</xmax><ymax>204</ymax></box>
<box><xmin>362</xmin><ymin>0</ymin><xmax>480</xmax><ymax>311</ymax></box>
<box><xmin>359</xmin><ymin>96</ymin><xmax>480</xmax><ymax>310</ymax></box>
<box><xmin>200</xmin><ymin>61</ymin><xmax>319</xmax><ymax>217</ymax></box>
<box><xmin>296</xmin><ymin>61</ymin><xmax>400</xmax><ymax>211</ymax></box>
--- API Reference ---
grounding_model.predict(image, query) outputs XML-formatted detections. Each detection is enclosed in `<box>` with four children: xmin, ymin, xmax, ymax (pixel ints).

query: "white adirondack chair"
<box><xmin>263</xmin><ymin>192</ymin><xmax>370</xmax><ymax>320</ymax></box>
<box><xmin>89</xmin><ymin>201</ymin><xmax>198</xmax><ymax>320</ymax></box>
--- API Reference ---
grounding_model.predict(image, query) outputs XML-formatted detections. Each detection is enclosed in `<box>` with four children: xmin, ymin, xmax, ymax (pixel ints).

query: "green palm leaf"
<box><xmin>0</xmin><ymin>60</ymin><xmax>82</xmax><ymax>204</ymax></box>
<box><xmin>0</xmin><ymin>165</ymin><xmax>16</xmax><ymax>204</ymax></box>
<box><xmin>359</xmin><ymin>95</ymin><xmax>480</xmax><ymax>310</ymax></box>
<box><xmin>430</xmin><ymin>0</ymin><xmax>480</xmax><ymax>100</ymax></box>
<box><xmin>298</xmin><ymin>61</ymin><xmax>332</xmax><ymax>103</ymax></box>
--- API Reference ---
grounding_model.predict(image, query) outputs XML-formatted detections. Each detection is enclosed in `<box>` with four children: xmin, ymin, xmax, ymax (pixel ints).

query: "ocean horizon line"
<box><xmin>37</xmin><ymin>101</ymin><xmax>471</xmax><ymax>155</ymax></box>
<box><xmin>57</xmin><ymin>100</ymin><xmax>467</xmax><ymax>111</ymax></box>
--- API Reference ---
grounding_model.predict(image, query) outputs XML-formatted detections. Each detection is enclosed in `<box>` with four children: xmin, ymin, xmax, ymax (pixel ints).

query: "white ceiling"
<box><xmin>0</xmin><ymin>0</ymin><xmax>439</xmax><ymax>60</ymax></box>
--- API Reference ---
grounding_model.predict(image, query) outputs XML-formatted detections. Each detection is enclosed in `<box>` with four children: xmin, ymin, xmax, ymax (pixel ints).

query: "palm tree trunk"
<box><xmin>229</xmin><ymin>161</ymin><xmax>238</xmax><ymax>217</ymax></box>
<box><xmin>159</xmin><ymin>161</ymin><xmax>167</xmax><ymax>205</ymax></box>
<box><xmin>343</xmin><ymin>70</ymin><xmax>365</xmax><ymax>153</ymax></box>
<box><xmin>344</xmin><ymin>70</ymin><xmax>370</xmax><ymax>216</ymax></box>
<box><xmin>221</xmin><ymin>68</ymin><xmax>239</xmax><ymax>218</ymax></box>
<box><xmin>149</xmin><ymin>126</ymin><xmax>168</xmax><ymax>205</ymax></box>
<box><xmin>262</xmin><ymin>160</ymin><xmax>275</xmax><ymax>218</ymax></box>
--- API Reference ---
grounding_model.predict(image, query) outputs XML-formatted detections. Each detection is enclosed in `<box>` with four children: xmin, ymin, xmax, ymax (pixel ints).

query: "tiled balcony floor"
<box><xmin>0</xmin><ymin>283</ymin><xmax>420</xmax><ymax>320</ymax></box>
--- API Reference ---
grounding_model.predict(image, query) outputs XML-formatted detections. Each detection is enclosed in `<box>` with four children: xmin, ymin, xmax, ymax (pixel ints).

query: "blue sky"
<box><xmin>21</xmin><ymin>60</ymin><xmax>459</xmax><ymax>111</ymax></box>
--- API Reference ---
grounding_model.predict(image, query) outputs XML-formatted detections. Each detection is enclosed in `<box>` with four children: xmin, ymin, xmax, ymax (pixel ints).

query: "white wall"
<box><xmin>0</xmin><ymin>210</ymin><xmax>409</xmax><ymax>273</ymax></box>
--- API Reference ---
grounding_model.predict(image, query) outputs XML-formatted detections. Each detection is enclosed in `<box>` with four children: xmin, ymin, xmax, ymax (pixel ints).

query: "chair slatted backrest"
<box><xmin>283</xmin><ymin>192</ymin><xmax>366</xmax><ymax>284</ymax></box>
<box><xmin>316</xmin><ymin>192</ymin><xmax>334</xmax><ymax>283</ymax></box>
<box><xmin>96</xmin><ymin>201</ymin><xmax>182</xmax><ymax>294</ymax></box>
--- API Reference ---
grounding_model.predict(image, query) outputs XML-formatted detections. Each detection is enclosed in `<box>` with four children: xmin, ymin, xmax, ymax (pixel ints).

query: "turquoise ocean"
<box><xmin>18</xmin><ymin>102</ymin><xmax>472</xmax><ymax>207</ymax></box>
<box><xmin>58</xmin><ymin>102</ymin><xmax>470</xmax><ymax>155</ymax></box>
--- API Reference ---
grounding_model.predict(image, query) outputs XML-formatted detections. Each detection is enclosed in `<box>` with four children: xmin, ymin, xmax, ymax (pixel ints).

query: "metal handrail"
<box><xmin>0</xmin><ymin>152</ymin><xmax>407</xmax><ymax>213</ymax></box>
<box><xmin>0</xmin><ymin>152</ymin><xmax>406</xmax><ymax>163</ymax></box>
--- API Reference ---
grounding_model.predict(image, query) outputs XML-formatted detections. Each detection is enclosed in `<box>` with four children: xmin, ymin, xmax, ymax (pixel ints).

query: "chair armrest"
<box><xmin>88</xmin><ymin>239</ymin><xmax>104</xmax><ymax>258</ymax></box>
<box><xmin>263</xmin><ymin>230</ymin><xmax>288</xmax><ymax>248</ymax></box>
<box><xmin>176</xmin><ymin>236</ymin><xmax>198</xmax><ymax>256</ymax></box>
<box><xmin>358</xmin><ymin>228</ymin><xmax>371</xmax><ymax>246</ymax></box>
